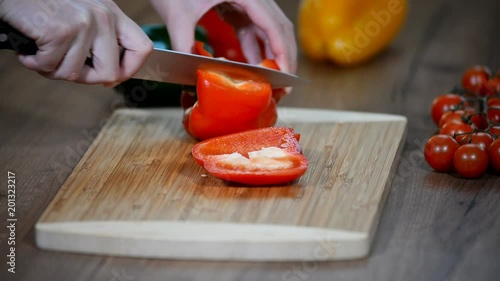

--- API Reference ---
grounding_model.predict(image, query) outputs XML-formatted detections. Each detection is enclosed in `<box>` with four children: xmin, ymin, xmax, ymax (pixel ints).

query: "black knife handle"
<box><xmin>0</xmin><ymin>20</ymin><xmax>38</xmax><ymax>54</ymax></box>
<box><xmin>0</xmin><ymin>20</ymin><xmax>95</xmax><ymax>66</ymax></box>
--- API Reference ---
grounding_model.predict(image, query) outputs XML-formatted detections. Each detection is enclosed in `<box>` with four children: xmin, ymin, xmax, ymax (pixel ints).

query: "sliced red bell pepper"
<box><xmin>183</xmin><ymin>69</ymin><xmax>277</xmax><ymax>140</ymax></box>
<box><xmin>192</xmin><ymin>127</ymin><xmax>308</xmax><ymax>185</ymax></box>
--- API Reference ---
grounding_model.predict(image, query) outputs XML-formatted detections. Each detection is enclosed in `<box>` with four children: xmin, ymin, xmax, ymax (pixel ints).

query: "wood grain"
<box><xmin>0</xmin><ymin>0</ymin><xmax>499</xmax><ymax>279</ymax></box>
<box><xmin>35</xmin><ymin>108</ymin><xmax>406</xmax><ymax>261</ymax></box>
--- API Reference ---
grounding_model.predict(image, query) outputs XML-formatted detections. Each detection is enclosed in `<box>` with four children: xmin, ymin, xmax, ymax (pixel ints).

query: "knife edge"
<box><xmin>132</xmin><ymin>48</ymin><xmax>307</xmax><ymax>89</ymax></box>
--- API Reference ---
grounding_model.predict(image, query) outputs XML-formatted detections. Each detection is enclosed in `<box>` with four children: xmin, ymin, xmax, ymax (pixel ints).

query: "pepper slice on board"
<box><xmin>192</xmin><ymin>127</ymin><xmax>308</xmax><ymax>185</ymax></box>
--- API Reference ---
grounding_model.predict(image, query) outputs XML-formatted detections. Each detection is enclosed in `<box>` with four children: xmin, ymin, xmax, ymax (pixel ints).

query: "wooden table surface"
<box><xmin>1</xmin><ymin>0</ymin><xmax>499</xmax><ymax>280</ymax></box>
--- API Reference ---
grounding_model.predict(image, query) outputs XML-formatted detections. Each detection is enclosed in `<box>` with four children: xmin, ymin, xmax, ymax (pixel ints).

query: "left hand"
<box><xmin>148</xmin><ymin>0</ymin><xmax>297</xmax><ymax>73</ymax></box>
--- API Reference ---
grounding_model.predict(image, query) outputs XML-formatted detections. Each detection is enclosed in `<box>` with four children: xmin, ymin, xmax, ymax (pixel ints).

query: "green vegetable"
<box><xmin>115</xmin><ymin>24</ymin><xmax>212</xmax><ymax>108</ymax></box>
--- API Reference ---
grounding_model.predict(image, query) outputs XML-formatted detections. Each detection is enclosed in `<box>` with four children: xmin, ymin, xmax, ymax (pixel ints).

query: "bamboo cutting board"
<box><xmin>35</xmin><ymin>107</ymin><xmax>406</xmax><ymax>261</ymax></box>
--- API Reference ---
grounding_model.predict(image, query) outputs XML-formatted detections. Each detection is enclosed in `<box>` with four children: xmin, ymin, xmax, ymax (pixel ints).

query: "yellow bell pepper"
<box><xmin>298</xmin><ymin>0</ymin><xmax>407</xmax><ymax>66</ymax></box>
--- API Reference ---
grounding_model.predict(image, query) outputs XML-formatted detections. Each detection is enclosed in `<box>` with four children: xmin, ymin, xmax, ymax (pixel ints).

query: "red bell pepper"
<box><xmin>183</xmin><ymin>69</ymin><xmax>277</xmax><ymax>140</ymax></box>
<box><xmin>192</xmin><ymin>127</ymin><xmax>308</xmax><ymax>185</ymax></box>
<box><xmin>198</xmin><ymin>9</ymin><xmax>247</xmax><ymax>63</ymax></box>
<box><xmin>193</xmin><ymin>41</ymin><xmax>213</xmax><ymax>57</ymax></box>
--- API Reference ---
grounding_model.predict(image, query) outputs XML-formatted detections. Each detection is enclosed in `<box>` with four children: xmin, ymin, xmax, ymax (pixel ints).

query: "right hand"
<box><xmin>0</xmin><ymin>0</ymin><xmax>153</xmax><ymax>84</ymax></box>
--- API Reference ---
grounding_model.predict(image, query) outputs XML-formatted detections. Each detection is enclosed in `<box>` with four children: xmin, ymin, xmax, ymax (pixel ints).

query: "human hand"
<box><xmin>149</xmin><ymin>0</ymin><xmax>297</xmax><ymax>73</ymax></box>
<box><xmin>0</xmin><ymin>0</ymin><xmax>153</xmax><ymax>84</ymax></box>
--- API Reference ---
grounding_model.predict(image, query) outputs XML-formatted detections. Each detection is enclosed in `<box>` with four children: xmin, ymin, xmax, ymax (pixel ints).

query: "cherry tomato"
<box><xmin>490</xmin><ymin>126</ymin><xmax>500</xmax><ymax>137</ymax></box>
<box><xmin>462</xmin><ymin>65</ymin><xmax>491</xmax><ymax>95</ymax></box>
<box><xmin>470</xmin><ymin>113</ymin><xmax>489</xmax><ymax>130</ymax></box>
<box><xmin>477</xmin><ymin>83</ymin><xmax>496</xmax><ymax>97</ymax></box>
<box><xmin>439</xmin><ymin>110</ymin><xmax>465</xmax><ymax>128</ymax></box>
<box><xmin>439</xmin><ymin>122</ymin><xmax>473</xmax><ymax>142</ymax></box>
<box><xmin>424</xmin><ymin>135</ymin><xmax>460</xmax><ymax>172</ymax></box>
<box><xmin>431</xmin><ymin>94</ymin><xmax>465</xmax><ymax>125</ymax></box>
<box><xmin>488</xmin><ymin>139</ymin><xmax>500</xmax><ymax>173</ymax></box>
<box><xmin>488</xmin><ymin>107</ymin><xmax>500</xmax><ymax>124</ymax></box>
<box><xmin>486</xmin><ymin>78</ymin><xmax>500</xmax><ymax>94</ymax></box>
<box><xmin>470</xmin><ymin>132</ymin><xmax>494</xmax><ymax>150</ymax></box>
<box><xmin>488</xmin><ymin>98</ymin><xmax>500</xmax><ymax>107</ymax></box>
<box><xmin>453</xmin><ymin>144</ymin><xmax>489</xmax><ymax>179</ymax></box>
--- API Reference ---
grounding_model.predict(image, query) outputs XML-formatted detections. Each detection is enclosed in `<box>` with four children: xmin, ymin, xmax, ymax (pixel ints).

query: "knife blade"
<box><xmin>133</xmin><ymin>48</ymin><xmax>306</xmax><ymax>88</ymax></box>
<box><xmin>0</xmin><ymin>21</ymin><xmax>306</xmax><ymax>88</ymax></box>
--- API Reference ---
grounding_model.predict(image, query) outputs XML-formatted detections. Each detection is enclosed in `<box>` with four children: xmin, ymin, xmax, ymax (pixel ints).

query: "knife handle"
<box><xmin>0</xmin><ymin>20</ymin><xmax>38</xmax><ymax>54</ymax></box>
<box><xmin>0</xmin><ymin>20</ymin><xmax>94</xmax><ymax>66</ymax></box>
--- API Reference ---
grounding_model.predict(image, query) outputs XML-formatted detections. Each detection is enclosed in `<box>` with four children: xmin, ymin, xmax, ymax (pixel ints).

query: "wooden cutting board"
<box><xmin>35</xmin><ymin>107</ymin><xmax>406</xmax><ymax>261</ymax></box>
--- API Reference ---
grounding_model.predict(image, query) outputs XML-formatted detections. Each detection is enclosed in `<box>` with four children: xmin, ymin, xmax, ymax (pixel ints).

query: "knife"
<box><xmin>0</xmin><ymin>21</ymin><xmax>306</xmax><ymax>88</ymax></box>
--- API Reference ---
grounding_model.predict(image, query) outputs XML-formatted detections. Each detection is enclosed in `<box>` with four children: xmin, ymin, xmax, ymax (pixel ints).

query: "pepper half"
<box><xmin>192</xmin><ymin>127</ymin><xmax>308</xmax><ymax>185</ymax></box>
<box><xmin>183</xmin><ymin>69</ymin><xmax>277</xmax><ymax>140</ymax></box>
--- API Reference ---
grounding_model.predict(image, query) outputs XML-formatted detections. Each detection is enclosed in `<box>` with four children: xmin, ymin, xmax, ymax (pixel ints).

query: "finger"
<box><xmin>237</xmin><ymin>26</ymin><xmax>262</xmax><ymax>64</ymax></box>
<box><xmin>42</xmin><ymin>23</ymin><xmax>95</xmax><ymax>81</ymax></box>
<box><xmin>151</xmin><ymin>1</ymin><xmax>196</xmax><ymax>53</ymax></box>
<box><xmin>150</xmin><ymin>0</ymin><xmax>218</xmax><ymax>53</ymax></box>
<box><xmin>17</xmin><ymin>38</ymin><xmax>72</xmax><ymax>73</ymax></box>
<box><xmin>284</xmin><ymin>23</ymin><xmax>298</xmax><ymax>73</ymax></box>
<box><xmin>167</xmin><ymin>17</ymin><xmax>198</xmax><ymax>53</ymax></box>
<box><xmin>78</xmin><ymin>5</ymin><xmax>119</xmax><ymax>84</ymax></box>
<box><xmin>255</xmin><ymin>26</ymin><xmax>275</xmax><ymax>60</ymax></box>
<box><xmin>236</xmin><ymin>1</ymin><xmax>296</xmax><ymax>73</ymax></box>
<box><xmin>266</xmin><ymin>1</ymin><xmax>297</xmax><ymax>73</ymax></box>
<box><xmin>112</xmin><ymin>6</ymin><xmax>153</xmax><ymax>81</ymax></box>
